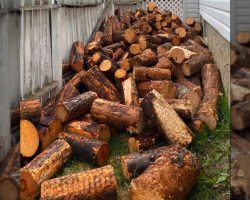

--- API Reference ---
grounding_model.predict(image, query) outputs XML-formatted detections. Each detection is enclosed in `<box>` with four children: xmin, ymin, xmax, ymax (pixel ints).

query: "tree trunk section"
<box><xmin>40</xmin><ymin>165</ymin><xmax>117</xmax><ymax>200</ymax></box>
<box><xmin>20</xmin><ymin>99</ymin><xmax>42</xmax><ymax>124</ymax></box>
<box><xmin>82</xmin><ymin>66</ymin><xmax>120</xmax><ymax>102</ymax></box>
<box><xmin>133</xmin><ymin>66</ymin><xmax>171</xmax><ymax>81</ymax></box>
<box><xmin>20</xmin><ymin>139</ymin><xmax>72</xmax><ymax>199</ymax></box>
<box><xmin>90</xmin><ymin>98</ymin><xmax>144</xmax><ymax>134</ymax></box>
<box><xmin>70</xmin><ymin>41</ymin><xmax>84</xmax><ymax>72</ymax></box>
<box><xmin>129</xmin><ymin>49</ymin><xmax>158</xmax><ymax>68</ymax></box>
<box><xmin>141</xmin><ymin>90</ymin><xmax>194</xmax><ymax>146</ymax></box>
<box><xmin>56</xmin><ymin>91</ymin><xmax>97</xmax><ymax>123</ymax></box>
<box><xmin>59</xmin><ymin>132</ymin><xmax>110</xmax><ymax>166</ymax></box>
<box><xmin>129</xmin><ymin>148</ymin><xmax>200</xmax><ymax>200</ymax></box>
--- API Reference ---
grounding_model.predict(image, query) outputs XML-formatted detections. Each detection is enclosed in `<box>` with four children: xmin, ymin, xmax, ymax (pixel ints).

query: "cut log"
<box><xmin>122</xmin><ymin>145</ymin><xmax>178</xmax><ymax>179</ymax></box>
<box><xmin>186</xmin><ymin>17</ymin><xmax>195</xmax><ymax>26</ymax></box>
<box><xmin>89</xmin><ymin>52</ymin><xmax>108</xmax><ymax>67</ymax></box>
<box><xmin>141</xmin><ymin>90</ymin><xmax>194</xmax><ymax>146</ymax></box>
<box><xmin>20</xmin><ymin>120</ymin><xmax>39</xmax><ymax>158</ymax></box>
<box><xmin>169</xmin><ymin>46</ymin><xmax>196</xmax><ymax>64</ymax></box>
<box><xmin>139</xmin><ymin>39</ymin><xmax>158</xmax><ymax>51</ymax></box>
<box><xmin>124</xmin><ymin>27</ymin><xmax>138</xmax><ymax>44</ymax></box>
<box><xmin>129</xmin><ymin>49</ymin><xmax>158</xmax><ymax>68</ymax></box>
<box><xmin>99</xmin><ymin>59</ymin><xmax>119</xmax><ymax>80</ymax></box>
<box><xmin>119</xmin><ymin>58</ymin><xmax>131</xmax><ymax>71</ymax></box>
<box><xmin>90</xmin><ymin>98</ymin><xmax>144</xmax><ymax>133</ymax></box>
<box><xmin>122</xmin><ymin>77</ymin><xmax>140</xmax><ymax>107</ymax></box>
<box><xmin>138</xmin><ymin>34</ymin><xmax>163</xmax><ymax>45</ymax></box>
<box><xmin>166</xmin><ymin>99</ymin><xmax>194</xmax><ymax>120</ymax></box>
<box><xmin>236</xmin><ymin>32</ymin><xmax>250</xmax><ymax>45</ymax></box>
<box><xmin>192</xmin><ymin>35</ymin><xmax>208</xmax><ymax>48</ymax></box>
<box><xmin>129</xmin><ymin>148</ymin><xmax>200</xmax><ymax>200</ymax></box>
<box><xmin>194</xmin><ymin>22</ymin><xmax>202</xmax><ymax>33</ymax></box>
<box><xmin>176</xmin><ymin>77</ymin><xmax>203</xmax><ymax>97</ymax></box>
<box><xmin>82</xmin><ymin>66</ymin><xmax>120</xmax><ymax>102</ymax></box>
<box><xmin>175</xmin><ymin>83</ymin><xmax>201</xmax><ymax>115</ymax></box>
<box><xmin>133</xmin><ymin>66</ymin><xmax>171</xmax><ymax>81</ymax></box>
<box><xmin>147</xmin><ymin>2</ymin><xmax>157</xmax><ymax>12</ymax></box>
<box><xmin>197</xmin><ymin>64</ymin><xmax>220</xmax><ymax>130</ymax></box>
<box><xmin>113</xmin><ymin>48</ymin><xmax>124</xmax><ymax>61</ymax></box>
<box><xmin>175</xmin><ymin>27</ymin><xmax>187</xmax><ymax>39</ymax></box>
<box><xmin>0</xmin><ymin>144</ymin><xmax>20</xmax><ymax>200</ymax></box>
<box><xmin>232</xmin><ymin>101</ymin><xmax>250</xmax><ymax>131</ymax></box>
<box><xmin>104</xmin><ymin>41</ymin><xmax>125</xmax><ymax>51</ymax></box>
<box><xmin>189</xmin><ymin>118</ymin><xmax>205</xmax><ymax>133</ymax></box>
<box><xmin>56</xmin><ymin>85</ymin><xmax>80</xmax><ymax>107</ymax></box>
<box><xmin>128</xmin><ymin>131</ymin><xmax>159</xmax><ymax>152</ymax></box>
<box><xmin>20</xmin><ymin>99</ymin><xmax>42</xmax><ymax>124</ymax></box>
<box><xmin>70</xmin><ymin>41</ymin><xmax>84</xmax><ymax>72</ymax></box>
<box><xmin>59</xmin><ymin>132</ymin><xmax>110</xmax><ymax>166</ymax></box>
<box><xmin>40</xmin><ymin>165</ymin><xmax>117</xmax><ymax>200</ymax></box>
<box><xmin>154</xmin><ymin>57</ymin><xmax>175</xmax><ymax>73</ymax></box>
<box><xmin>157</xmin><ymin>43</ymin><xmax>173</xmax><ymax>54</ymax></box>
<box><xmin>20</xmin><ymin>139</ymin><xmax>72</xmax><ymax>199</ymax></box>
<box><xmin>56</xmin><ymin>91</ymin><xmax>98</xmax><ymax>123</ymax></box>
<box><xmin>129</xmin><ymin>44</ymin><xmax>141</xmax><ymax>55</ymax></box>
<box><xmin>155</xmin><ymin>33</ymin><xmax>181</xmax><ymax>46</ymax></box>
<box><xmin>103</xmin><ymin>17</ymin><xmax>113</xmax><ymax>44</ymax></box>
<box><xmin>65</xmin><ymin>120</ymin><xmax>110</xmax><ymax>142</ymax></box>
<box><xmin>37</xmin><ymin>125</ymin><xmax>53</xmax><ymax>151</ymax></box>
<box><xmin>137</xmin><ymin>80</ymin><xmax>176</xmax><ymax>99</ymax></box>
<box><xmin>115</xmin><ymin>69</ymin><xmax>127</xmax><ymax>80</ymax></box>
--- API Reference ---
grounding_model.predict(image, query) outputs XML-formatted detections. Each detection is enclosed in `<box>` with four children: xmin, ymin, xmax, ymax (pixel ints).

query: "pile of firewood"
<box><xmin>231</xmin><ymin>32</ymin><xmax>250</xmax><ymax>200</ymax></box>
<box><xmin>1</xmin><ymin>2</ymin><xmax>222</xmax><ymax>200</ymax></box>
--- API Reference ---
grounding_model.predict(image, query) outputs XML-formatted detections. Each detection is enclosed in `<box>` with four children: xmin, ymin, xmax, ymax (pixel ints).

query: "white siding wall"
<box><xmin>183</xmin><ymin>0</ymin><xmax>200</xmax><ymax>21</ymax></box>
<box><xmin>199</xmin><ymin>0</ymin><xmax>230</xmax><ymax>41</ymax></box>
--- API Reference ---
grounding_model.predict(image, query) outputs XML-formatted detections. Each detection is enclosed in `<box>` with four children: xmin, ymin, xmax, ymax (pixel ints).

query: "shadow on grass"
<box><xmin>57</xmin><ymin>95</ymin><xmax>230</xmax><ymax>200</ymax></box>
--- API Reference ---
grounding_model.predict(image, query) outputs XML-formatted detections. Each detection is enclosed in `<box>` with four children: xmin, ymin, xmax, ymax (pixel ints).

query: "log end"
<box><xmin>128</xmin><ymin>137</ymin><xmax>140</xmax><ymax>153</ymax></box>
<box><xmin>100</xmin><ymin>60</ymin><xmax>112</xmax><ymax>72</ymax></box>
<box><xmin>97</xmin><ymin>143</ymin><xmax>111</xmax><ymax>166</ymax></box>
<box><xmin>20</xmin><ymin>170</ymin><xmax>39</xmax><ymax>199</ymax></box>
<box><xmin>56</xmin><ymin>105</ymin><xmax>68</xmax><ymax>123</ymax></box>
<box><xmin>121</xmin><ymin>156</ymin><xmax>132</xmax><ymax>179</ymax></box>
<box><xmin>198</xmin><ymin>111</ymin><xmax>218</xmax><ymax>131</ymax></box>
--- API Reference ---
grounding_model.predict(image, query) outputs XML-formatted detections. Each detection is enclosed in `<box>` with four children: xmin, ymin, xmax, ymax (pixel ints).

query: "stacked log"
<box><xmin>231</xmin><ymin>32</ymin><xmax>250</xmax><ymax>199</ymax></box>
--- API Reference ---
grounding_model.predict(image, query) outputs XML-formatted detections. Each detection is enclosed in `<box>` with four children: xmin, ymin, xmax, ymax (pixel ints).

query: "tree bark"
<box><xmin>56</xmin><ymin>91</ymin><xmax>98</xmax><ymax>123</ymax></box>
<box><xmin>141</xmin><ymin>90</ymin><xmax>194</xmax><ymax>146</ymax></box>
<box><xmin>104</xmin><ymin>41</ymin><xmax>125</xmax><ymax>51</ymax></box>
<box><xmin>59</xmin><ymin>132</ymin><xmax>110</xmax><ymax>166</ymax></box>
<box><xmin>129</xmin><ymin>148</ymin><xmax>200</xmax><ymax>200</ymax></box>
<box><xmin>90</xmin><ymin>98</ymin><xmax>144</xmax><ymax>134</ymax></box>
<box><xmin>20</xmin><ymin>99</ymin><xmax>42</xmax><ymax>124</ymax></box>
<box><xmin>169</xmin><ymin>46</ymin><xmax>196</xmax><ymax>64</ymax></box>
<box><xmin>133</xmin><ymin>66</ymin><xmax>171</xmax><ymax>81</ymax></box>
<box><xmin>40</xmin><ymin>165</ymin><xmax>117</xmax><ymax>200</ymax></box>
<box><xmin>82</xmin><ymin>66</ymin><xmax>120</xmax><ymax>102</ymax></box>
<box><xmin>70</xmin><ymin>41</ymin><xmax>84</xmax><ymax>72</ymax></box>
<box><xmin>129</xmin><ymin>49</ymin><xmax>158</xmax><ymax>68</ymax></box>
<box><xmin>65</xmin><ymin>120</ymin><xmax>111</xmax><ymax>142</ymax></box>
<box><xmin>20</xmin><ymin>139</ymin><xmax>72</xmax><ymax>199</ymax></box>
<box><xmin>182</xmin><ymin>53</ymin><xmax>213</xmax><ymax>76</ymax></box>
<box><xmin>197</xmin><ymin>64</ymin><xmax>220</xmax><ymax>130</ymax></box>
<box><xmin>20</xmin><ymin>120</ymin><xmax>39</xmax><ymax>158</ymax></box>
<box><xmin>137</xmin><ymin>80</ymin><xmax>176</xmax><ymax>99</ymax></box>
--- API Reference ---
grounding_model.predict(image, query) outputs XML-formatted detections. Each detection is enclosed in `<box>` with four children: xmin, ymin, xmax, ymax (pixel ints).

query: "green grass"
<box><xmin>58</xmin><ymin>95</ymin><xmax>230</xmax><ymax>200</ymax></box>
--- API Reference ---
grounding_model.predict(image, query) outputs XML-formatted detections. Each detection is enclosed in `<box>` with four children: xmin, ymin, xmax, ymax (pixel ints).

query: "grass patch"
<box><xmin>58</xmin><ymin>95</ymin><xmax>230</xmax><ymax>200</ymax></box>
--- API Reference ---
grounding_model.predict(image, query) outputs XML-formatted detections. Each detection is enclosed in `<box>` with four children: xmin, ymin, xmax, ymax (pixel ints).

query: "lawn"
<box><xmin>57</xmin><ymin>95</ymin><xmax>230</xmax><ymax>200</ymax></box>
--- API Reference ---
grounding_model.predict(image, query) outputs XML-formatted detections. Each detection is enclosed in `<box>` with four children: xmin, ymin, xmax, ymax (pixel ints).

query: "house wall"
<box><xmin>183</xmin><ymin>0</ymin><xmax>200</xmax><ymax>21</ymax></box>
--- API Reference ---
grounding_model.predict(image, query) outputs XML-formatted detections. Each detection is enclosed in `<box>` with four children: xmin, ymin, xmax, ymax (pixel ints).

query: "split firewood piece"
<box><xmin>129</xmin><ymin>49</ymin><xmax>158</xmax><ymax>68</ymax></box>
<box><xmin>138</xmin><ymin>80</ymin><xmax>176</xmax><ymax>99</ymax></box>
<box><xmin>128</xmin><ymin>131</ymin><xmax>159</xmax><ymax>153</ymax></box>
<box><xmin>175</xmin><ymin>27</ymin><xmax>187</xmax><ymax>39</ymax></box>
<box><xmin>65</xmin><ymin>120</ymin><xmax>110</xmax><ymax>142</ymax></box>
<box><xmin>40</xmin><ymin>165</ymin><xmax>117</xmax><ymax>200</ymax></box>
<box><xmin>154</xmin><ymin>57</ymin><xmax>175</xmax><ymax>73</ymax></box>
<box><xmin>156</xmin><ymin>33</ymin><xmax>181</xmax><ymax>46</ymax></box>
<box><xmin>176</xmin><ymin>77</ymin><xmax>203</xmax><ymax>98</ymax></box>
<box><xmin>90</xmin><ymin>98</ymin><xmax>144</xmax><ymax>134</ymax></box>
<box><xmin>70</xmin><ymin>41</ymin><xmax>84</xmax><ymax>72</ymax></box>
<box><xmin>103</xmin><ymin>17</ymin><xmax>113</xmax><ymax>44</ymax></box>
<box><xmin>20</xmin><ymin>99</ymin><xmax>42</xmax><ymax>124</ymax></box>
<box><xmin>147</xmin><ymin>2</ymin><xmax>157</xmax><ymax>12</ymax></box>
<box><xmin>175</xmin><ymin>83</ymin><xmax>200</xmax><ymax>115</ymax></box>
<box><xmin>231</xmin><ymin>83</ymin><xmax>250</xmax><ymax>102</ymax></box>
<box><xmin>141</xmin><ymin>90</ymin><xmax>194</xmax><ymax>146</ymax></box>
<box><xmin>138</xmin><ymin>34</ymin><xmax>163</xmax><ymax>45</ymax></box>
<box><xmin>11</xmin><ymin>106</ymin><xmax>20</xmax><ymax>127</ymax></box>
<box><xmin>124</xmin><ymin>27</ymin><xmax>138</xmax><ymax>44</ymax></box>
<box><xmin>186</xmin><ymin>17</ymin><xmax>195</xmax><ymax>26</ymax></box>
<box><xmin>104</xmin><ymin>41</ymin><xmax>125</xmax><ymax>51</ymax></box>
<box><xmin>20</xmin><ymin>119</ymin><xmax>39</xmax><ymax>158</ymax></box>
<box><xmin>20</xmin><ymin>139</ymin><xmax>72</xmax><ymax>199</ymax></box>
<box><xmin>192</xmin><ymin>35</ymin><xmax>208</xmax><ymax>48</ymax></box>
<box><xmin>236</xmin><ymin>32</ymin><xmax>250</xmax><ymax>45</ymax></box>
<box><xmin>0</xmin><ymin>144</ymin><xmax>20</xmax><ymax>200</ymax></box>
<box><xmin>189</xmin><ymin>118</ymin><xmax>205</xmax><ymax>133</ymax></box>
<box><xmin>59</xmin><ymin>132</ymin><xmax>110</xmax><ymax>166</ymax></box>
<box><xmin>133</xmin><ymin>66</ymin><xmax>171</xmax><ymax>81</ymax></box>
<box><xmin>113</xmin><ymin>48</ymin><xmax>124</xmax><ymax>61</ymax></box>
<box><xmin>37</xmin><ymin>125</ymin><xmax>53</xmax><ymax>151</ymax></box>
<box><xmin>157</xmin><ymin>42</ymin><xmax>173</xmax><ymax>54</ymax></box>
<box><xmin>129</xmin><ymin>148</ymin><xmax>200</xmax><ymax>200</ymax></box>
<box><xmin>194</xmin><ymin>22</ymin><xmax>203</xmax><ymax>33</ymax></box>
<box><xmin>166</xmin><ymin>99</ymin><xmax>194</xmax><ymax>120</ymax></box>
<box><xmin>122</xmin><ymin>145</ymin><xmax>178</xmax><ymax>179</ymax></box>
<box><xmin>129</xmin><ymin>44</ymin><xmax>141</xmax><ymax>55</ymax></box>
<box><xmin>169</xmin><ymin>46</ymin><xmax>196</xmax><ymax>64</ymax></box>
<box><xmin>182</xmin><ymin>53</ymin><xmax>214</xmax><ymax>76</ymax></box>
<box><xmin>122</xmin><ymin>77</ymin><xmax>140</xmax><ymax>107</ymax></box>
<box><xmin>197</xmin><ymin>64</ymin><xmax>220</xmax><ymax>130</ymax></box>
<box><xmin>56</xmin><ymin>91</ymin><xmax>98</xmax><ymax>123</ymax></box>
<box><xmin>82</xmin><ymin>66</ymin><xmax>120</xmax><ymax>102</ymax></box>
<box><xmin>231</xmin><ymin>101</ymin><xmax>250</xmax><ymax>131</ymax></box>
